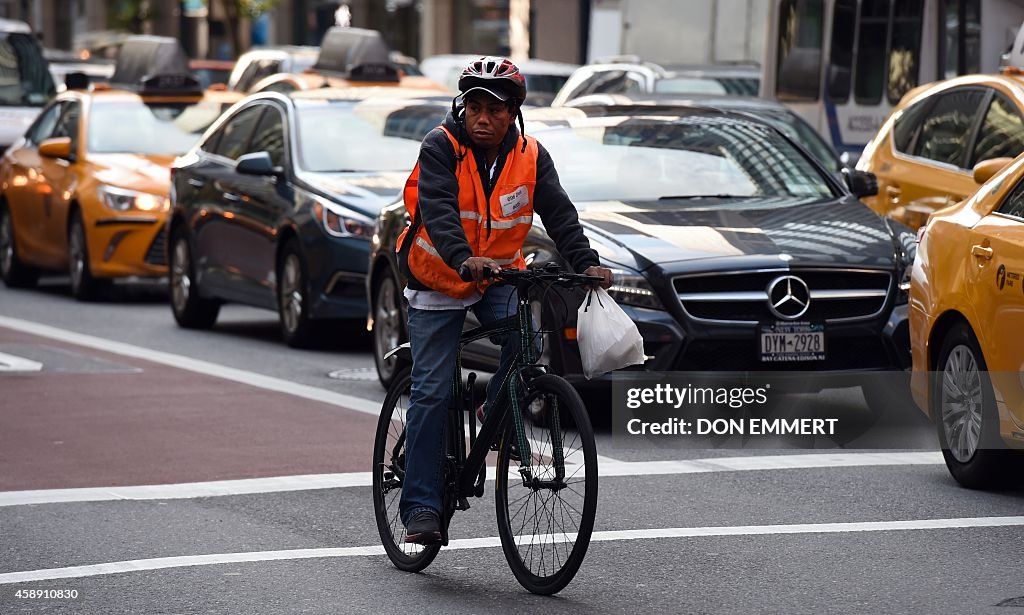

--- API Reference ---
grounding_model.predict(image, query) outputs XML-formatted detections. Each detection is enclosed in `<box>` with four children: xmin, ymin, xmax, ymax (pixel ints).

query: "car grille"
<box><xmin>145</xmin><ymin>228</ymin><xmax>167</xmax><ymax>266</ymax></box>
<box><xmin>673</xmin><ymin>269</ymin><xmax>891</xmax><ymax>324</ymax></box>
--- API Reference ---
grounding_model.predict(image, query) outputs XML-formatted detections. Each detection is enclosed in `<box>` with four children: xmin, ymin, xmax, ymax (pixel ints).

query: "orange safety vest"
<box><xmin>397</xmin><ymin>126</ymin><xmax>538</xmax><ymax>299</ymax></box>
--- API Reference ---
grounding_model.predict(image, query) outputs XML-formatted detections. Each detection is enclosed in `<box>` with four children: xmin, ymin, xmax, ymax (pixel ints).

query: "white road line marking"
<box><xmin>0</xmin><ymin>351</ymin><xmax>42</xmax><ymax>372</ymax></box>
<box><xmin>0</xmin><ymin>452</ymin><xmax>944</xmax><ymax>507</ymax></box>
<box><xmin>0</xmin><ymin>315</ymin><xmax>383</xmax><ymax>416</ymax></box>
<box><xmin>2</xmin><ymin>515</ymin><xmax>1022</xmax><ymax>584</ymax></box>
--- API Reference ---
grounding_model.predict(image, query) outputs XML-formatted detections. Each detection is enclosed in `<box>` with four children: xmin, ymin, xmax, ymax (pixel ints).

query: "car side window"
<box><xmin>249</xmin><ymin>106</ymin><xmax>286</xmax><ymax>168</ymax></box>
<box><xmin>26</xmin><ymin>102</ymin><xmax>63</xmax><ymax>145</ymax></box>
<box><xmin>891</xmin><ymin>98</ymin><xmax>931</xmax><ymax>154</ymax></box>
<box><xmin>970</xmin><ymin>92</ymin><xmax>1024</xmax><ymax>167</ymax></box>
<box><xmin>235</xmin><ymin>60</ymin><xmax>263</xmax><ymax>92</ymax></box>
<box><xmin>53</xmin><ymin>101</ymin><xmax>80</xmax><ymax>147</ymax></box>
<box><xmin>913</xmin><ymin>88</ymin><xmax>986</xmax><ymax>167</ymax></box>
<box><xmin>997</xmin><ymin>179</ymin><xmax>1024</xmax><ymax>220</ymax></box>
<box><xmin>212</xmin><ymin>106</ymin><xmax>264</xmax><ymax>161</ymax></box>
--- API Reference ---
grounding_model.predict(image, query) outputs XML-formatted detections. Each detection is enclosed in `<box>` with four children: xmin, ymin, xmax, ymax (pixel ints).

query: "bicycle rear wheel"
<box><xmin>495</xmin><ymin>374</ymin><xmax>598</xmax><ymax>595</ymax></box>
<box><xmin>372</xmin><ymin>369</ymin><xmax>441</xmax><ymax>572</ymax></box>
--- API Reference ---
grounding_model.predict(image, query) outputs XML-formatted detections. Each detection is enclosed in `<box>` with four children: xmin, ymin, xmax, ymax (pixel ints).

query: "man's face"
<box><xmin>464</xmin><ymin>93</ymin><xmax>513</xmax><ymax>150</ymax></box>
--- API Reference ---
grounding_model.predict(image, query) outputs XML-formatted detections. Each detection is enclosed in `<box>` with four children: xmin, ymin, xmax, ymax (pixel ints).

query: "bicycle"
<box><xmin>371</xmin><ymin>265</ymin><xmax>600</xmax><ymax>595</ymax></box>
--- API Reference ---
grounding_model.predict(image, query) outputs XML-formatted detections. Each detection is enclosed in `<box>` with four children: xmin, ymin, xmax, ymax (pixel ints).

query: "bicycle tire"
<box><xmin>372</xmin><ymin>369</ymin><xmax>441</xmax><ymax>572</ymax></box>
<box><xmin>495</xmin><ymin>374</ymin><xmax>598</xmax><ymax>595</ymax></box>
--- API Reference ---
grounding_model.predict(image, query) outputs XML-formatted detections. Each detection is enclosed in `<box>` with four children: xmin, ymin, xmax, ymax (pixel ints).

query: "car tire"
<box><xmin>68</xmin><ymin>210</ymin><xmax>107</xmax><ymax>301</ymax></box>
<box><xmin>277</xmin><ymin>239</ymin><xmax>321</xmax><ymax>348</ymax></box>
<box><xmin>372</xmin><ymin>269</ymin><xmax>407</xmax><ymax>388</ymax></box>
<box><xmin>0</xmin><ymin>204</ymin><xmax>38</xmax><ymax>288</ymax></box>
<box><xmin>169</xmin><ymin>228</ymin><xmax>220</xmax><ymax>329</ymax></box>
<box><xmin>932</xmin><ymin>322</ymin><xmax>1020</xmax><ymax>490</ymax></box>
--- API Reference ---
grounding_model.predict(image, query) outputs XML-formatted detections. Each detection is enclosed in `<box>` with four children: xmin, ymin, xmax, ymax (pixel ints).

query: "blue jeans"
<box><xmin>399</xmin><ymin>284</ymin><xmax>531</xmax><ymax>526</ymax></box>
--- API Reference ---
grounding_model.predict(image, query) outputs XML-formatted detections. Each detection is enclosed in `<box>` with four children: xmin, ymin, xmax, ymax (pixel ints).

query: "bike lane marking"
<box><xmin>0</xmin><ymin>452</ymin><xmax>943</xmax><ymax>506</ymax></box>
<box><xmin>1</xmin><ymin>515</ymin><xmax>1021</xmax><ymax>584</ymax></box>
<box><xmin>0</xmin><ymin>315</ymin><xmax>382</xmax><ymax>416</ymax></box>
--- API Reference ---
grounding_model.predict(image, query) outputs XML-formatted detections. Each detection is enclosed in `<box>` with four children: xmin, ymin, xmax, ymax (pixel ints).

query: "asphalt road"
<box><xmin>2</xmin><ymin>277</ymin><xmax>1023</xmax><ymax>615</ymax></box>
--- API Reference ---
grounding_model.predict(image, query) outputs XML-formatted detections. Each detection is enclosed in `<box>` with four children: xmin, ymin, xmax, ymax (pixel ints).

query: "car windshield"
<box><xmin>656</xmin><ymin>75</ymin><xmax>760</xmax><ymax>97</ymax></box>
<box><xmin>0</xmin><ymin>34</ymin><xmax>56</xmax><ymax>106</ymax></box>
<box><xmin>755</xmin><ymin>109</ymin><xmax>840</xmax><ymax>171</ymax></box>
<box><xmin>535</xmin><ymin>115</ymin><xmax>835</xmax><ymax>202</ymax></box>
<box><xmin>88</xmin><ymin>99</ymin><xmax>227</xmax><ymax>155</ymax></box>
<box><xmin>295</xmin><ymin>101</ymin><xmax>446</xmax><ymax>173</ymax></box>
<box><xmin>525</xmin><ymin>73</ymin><xmax>570</xmax><ymax>95</ymax></box>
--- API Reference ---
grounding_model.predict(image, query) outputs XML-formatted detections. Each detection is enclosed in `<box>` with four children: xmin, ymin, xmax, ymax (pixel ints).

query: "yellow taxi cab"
<box><xmin>249</xmin><ymin>26</ymin><xmax>447</xmax><ymax>95</ymax></box>
<box><xmin>0</xmin><ymin>36</ymin><xmax>242</xmax><ymax>299</ymax></box>
<box><xmin>856</xmin><ymin>72</ymin><xmax>1024</xmax><ymax>230</ymax></box>
<box><xmin>909</xmin><ymin>155</ymin><xmax>1024</xmax><ymax>489</ymax></box>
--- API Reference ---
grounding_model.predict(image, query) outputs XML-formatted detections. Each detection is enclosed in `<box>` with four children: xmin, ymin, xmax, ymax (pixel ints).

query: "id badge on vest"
<box><xmin>499</xmin><ymin>185</ymin><xmax>530</xmax><ymax>217</ymax></box>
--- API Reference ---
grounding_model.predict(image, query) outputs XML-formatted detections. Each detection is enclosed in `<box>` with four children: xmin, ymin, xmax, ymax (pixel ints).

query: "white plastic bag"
<box><xmin>576</xmin><ymin>287</ymin><xmax>646</xmax><ymax>379</ymax></box>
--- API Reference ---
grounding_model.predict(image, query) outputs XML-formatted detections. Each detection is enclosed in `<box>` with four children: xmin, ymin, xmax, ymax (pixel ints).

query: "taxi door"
<box><xmin>4</xmin><ymin>101</ymin><xmax>63</xmax><ymax>264</ymax></box>
<box><xmin>965</xmin><ymin>181</ymin><xmax>1024</xmax><ymax>433</ymax></box>
<box><xmin>880</xmin><ymin>87</ymin><xmax>987</xmax><ymax>229</ymax></box>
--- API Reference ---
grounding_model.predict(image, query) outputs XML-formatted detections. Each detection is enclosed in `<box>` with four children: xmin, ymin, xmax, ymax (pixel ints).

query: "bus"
<box><xmin>761</xmin><ymin>0</ymin><xmax>1024</xmax><ymax>160</ymax></box>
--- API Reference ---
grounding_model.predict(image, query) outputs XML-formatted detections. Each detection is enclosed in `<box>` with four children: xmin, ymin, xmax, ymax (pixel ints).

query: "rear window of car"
<box><xmin>536</xmin><ymin>115</ymin><xmax>836</xmax><ymax>202</ymax></box>
<box><xmin>0</xmin><ymin>33</ymin><xmax>56</xmax><ymax>106</ymax></box>
<box><xmin>88</xmin><ymin>99</ymin><xmax>227</xmax><ymax>155</ymax></box>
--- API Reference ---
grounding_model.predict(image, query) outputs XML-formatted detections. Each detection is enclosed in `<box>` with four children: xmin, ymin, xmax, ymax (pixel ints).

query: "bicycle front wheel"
<box><xmin>372</xmin><ymin>369</ymin><xmax>441</xmax><ymax>572</ymax></box>
<box><xmin>495</xmin><ymin>374</ymin><xmax>598</xmax><ymax>595</ymax></box>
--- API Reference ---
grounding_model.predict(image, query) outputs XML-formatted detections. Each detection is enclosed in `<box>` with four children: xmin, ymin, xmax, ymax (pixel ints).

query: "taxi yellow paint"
<box><xmin>857</xmin><ymin>73</ymin><xmax>1024</xmax><ymax>230</ymax></box>
<box><xmin>910</xmin><ymin>152</ymin><xmax>1024</xmax><ymax>487</ymax></box>
<box><xmin>0</xmin><ymin>86</ymin><xmax>242</xmax><ymax>295</ymax></box>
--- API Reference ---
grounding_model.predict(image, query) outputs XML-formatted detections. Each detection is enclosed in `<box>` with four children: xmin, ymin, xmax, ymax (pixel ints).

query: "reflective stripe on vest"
<box><xmin>399</xmin><ymin>125</ymin><xmax>539</xmax><ymax>299</ymax></box>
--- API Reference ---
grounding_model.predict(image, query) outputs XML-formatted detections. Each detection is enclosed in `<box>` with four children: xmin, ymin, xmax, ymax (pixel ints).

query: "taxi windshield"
<box><xmin>88</xmin><ymin>99</ymin><xmax>226</xmax><ymax>155</ymax></box>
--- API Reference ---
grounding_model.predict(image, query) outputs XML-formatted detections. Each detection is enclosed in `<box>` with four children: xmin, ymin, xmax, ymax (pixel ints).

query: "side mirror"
<box><xmin>38</xmin><ymin>137</ymin><xmax>73</xmax><ymax>160</ymax></box>
<box><xmin>842</xmin><ymin>168</ymin><xmax>878</xmax><ymax>198</ymax></box>
<box><xmin>235</xmin><ymin>151</ymin><xmax>281</xmax><ymax>177</ymax></box>
<box><xmin>972</xmin><ymin>157</ymin><xmax>1013</xmax><ymax>185</ymax></box>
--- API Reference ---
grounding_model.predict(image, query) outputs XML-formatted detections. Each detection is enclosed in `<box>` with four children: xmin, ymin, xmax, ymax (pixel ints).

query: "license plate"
<box><xmin>760</xmin><ymin>322</ymin><xmax>825</xmax><ymax>362</ymax></box>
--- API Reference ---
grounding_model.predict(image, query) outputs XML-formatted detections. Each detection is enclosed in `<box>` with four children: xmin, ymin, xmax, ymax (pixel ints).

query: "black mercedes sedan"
<box><xmin>168</xmin><ymin>89</ymin><xmax>447</xmax><ymax>346</ymax></box>
<box><xmin>367</xmin><ymin>105</ymin><xmax>915</xmax><ymax>404</ymax></box>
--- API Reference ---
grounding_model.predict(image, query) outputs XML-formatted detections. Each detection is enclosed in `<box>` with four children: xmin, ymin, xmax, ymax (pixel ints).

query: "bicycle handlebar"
<box><xmin>457</xmin><ymin>263</ymin><xmax>602</xmax><ymax>287</ymax></box>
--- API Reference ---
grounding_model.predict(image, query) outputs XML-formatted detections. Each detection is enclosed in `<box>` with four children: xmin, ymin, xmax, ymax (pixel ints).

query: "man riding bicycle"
<box><xmin>395</xmin><ymin>56</ymin><xmax>612</xmax><ymax>544</ymax></box>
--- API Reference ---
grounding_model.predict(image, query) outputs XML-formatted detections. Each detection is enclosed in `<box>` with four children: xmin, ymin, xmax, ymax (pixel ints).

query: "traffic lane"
<box><xmin>4</xmin><ymin>463</ymin><xmax>1023</xmax><ymax>574</ymax></box>
<box><xmin>0</xmin><ymin>281</ymin><xmax>385</xmax><ymax>400</ymax></box>
<box><xmin>0</xmin><ymin>326</ymin><xmax>377</xmax><ymax>490</ymax></box>
<box><xmin>1</xmin><ymin>526</ymin><xmax>1022</xmax><ymax>615</ymax></box>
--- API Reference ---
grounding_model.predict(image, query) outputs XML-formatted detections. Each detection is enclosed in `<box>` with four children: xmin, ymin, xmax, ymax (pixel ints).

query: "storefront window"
<box><xmin>455</xmin><ymin>0</ymin><xmax>510</xmax><ymax>55</ymax></box>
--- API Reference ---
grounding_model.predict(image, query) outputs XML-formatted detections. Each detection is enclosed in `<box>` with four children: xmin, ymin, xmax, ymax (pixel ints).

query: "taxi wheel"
<box><xmin>372</xmin><ymin>270</ymin><xmax>407</xmax><ymax>388</ymax></box>
<box><xmin>169</xmin><ymin>229</ymin><xmax>220</xmax><ymax>329</ymax></box>
<box><xmin>0</xmin><ymin>204</ymin><xmax>38</xmax><ymax>288</ymax></box>
<box><xmin>277</xmin><ymin>239</ymin><xmax>322</xmax><ymax>348</ymax></box>
<box><xmin>933</xmin><ymin>323</ymin><xmax>1019</xmax><ymax>490</ymax></box>
<box><xmin>68</xmin><ymin>211</ymin><xmax>108</xmax><ymax>301</ymax></box>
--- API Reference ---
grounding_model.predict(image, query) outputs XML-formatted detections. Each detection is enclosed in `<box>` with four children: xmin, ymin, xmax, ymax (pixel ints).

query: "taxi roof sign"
<box><xmin>312</xmin><ymin>27</ymin><xmax>399</xmax><ymax>82</ymax></box>
<box><xmin>111</xmin><ymin>35</ymin><xmax>193</xmax><ymax>89</ymax></box>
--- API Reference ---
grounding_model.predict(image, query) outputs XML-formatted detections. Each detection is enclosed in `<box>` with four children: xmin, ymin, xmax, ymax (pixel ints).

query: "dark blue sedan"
<box><xmin>168</xmin><ymin>89</ymin><xmax>447</xmax><ymax>346</ymax></box>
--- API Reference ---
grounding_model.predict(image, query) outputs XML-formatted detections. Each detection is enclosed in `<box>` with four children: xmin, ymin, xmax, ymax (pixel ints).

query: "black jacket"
<box><xmin>400</xmin><ymin>111</ymin><xmax>600</xmax><ymax>291</ymax></box>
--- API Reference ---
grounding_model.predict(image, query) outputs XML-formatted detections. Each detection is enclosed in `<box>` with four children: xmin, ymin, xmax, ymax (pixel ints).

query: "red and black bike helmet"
<box><xmin>458</xmin><ymin>56</ymin><xmax>527</xmax><ymax>105</ymax></box>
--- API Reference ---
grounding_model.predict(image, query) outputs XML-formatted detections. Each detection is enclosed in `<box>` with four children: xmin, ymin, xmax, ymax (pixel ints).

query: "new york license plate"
<box><xmin>760</xmin><ymin>322</ymin><xmax>825</xmax><ymax>362</ymax></box>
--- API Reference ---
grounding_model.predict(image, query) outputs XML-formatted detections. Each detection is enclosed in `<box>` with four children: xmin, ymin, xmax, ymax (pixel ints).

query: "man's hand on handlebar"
<box><xmin>583</xmin><ymin>265</ymin><xmax>614</xmax><ymax>289</ymax></box>
<box><xmin>459</xmin><ymin>257</ymin><xmax>501</xmax><ymax>283</ymax></box>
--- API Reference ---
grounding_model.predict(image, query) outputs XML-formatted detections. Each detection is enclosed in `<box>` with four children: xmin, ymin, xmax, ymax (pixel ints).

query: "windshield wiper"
<box><xmin>658</xmin><ymin>194</ymin><xmax>760</xmax><ymax>200</ymax></box>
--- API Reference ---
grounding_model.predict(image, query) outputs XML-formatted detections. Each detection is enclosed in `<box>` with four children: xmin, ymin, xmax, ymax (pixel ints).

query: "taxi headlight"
<box><xmin>312</xmin><ymin>198</ymin><xmax>373</xmax><ymax>239</ymax></box>
<box><xmin>97</xmin><ymin>185</ymin><xmax>168</xmax><ymax>213</ymax></box>
<box><xmin>607</xmin><ymin>267</ymin><xmax>664</xmax><ymax>310</ymax></box>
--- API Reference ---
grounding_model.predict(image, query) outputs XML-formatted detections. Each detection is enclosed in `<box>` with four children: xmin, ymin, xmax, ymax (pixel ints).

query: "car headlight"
<box><xmin>312</xmin><ymin>198</ymin><xmax>374</xmax><ymax>239</ymax></box>
<box><xmin>97</xmin><ymin>185</ymin><xmax>168</xmax><ymax>212</ymax></box>
<box><xmin>607</xmin><ymin>267</ymin><xmax>664</xmax><ymax>310</ymax></box>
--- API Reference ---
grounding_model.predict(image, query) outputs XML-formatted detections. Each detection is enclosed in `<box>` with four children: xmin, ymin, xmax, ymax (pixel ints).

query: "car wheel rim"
<box><xmin>940</xmin><ymin>344</ymin><xmax>984</xmax><ymax>463</ymax></box>
<box><xmin>374</xmin><ymin>277</ymin><xmax>401</xmax><ymax>378</ymax></box>
<box><xmin>69</xmin><ymin>222</ymin><xmax>84</xmax><ymax>289</ymax></box>
<box><xmin>171</xmin><ymin>239</ymin><xmax>191</xmax><ymax>314</ymax></box>
<box><xmin>281</xmin><ymin>254</ymin><xmax>303</xmax><ymax>334</ymax></box>
<box><xmin>0</xmin><ymin>212</ymin><xmax>12</xmax><ymax>275</ymax></box>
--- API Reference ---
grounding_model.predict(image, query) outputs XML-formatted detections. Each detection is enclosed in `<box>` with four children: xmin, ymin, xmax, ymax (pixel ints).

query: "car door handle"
<box><xmin>971</xmin><ymin>244</ymin><xmax>994</xmax><ymax>260</ymax></box>
<box><xmin>187</xmin><ymin>178</ymin><xmax>206</xmax><ymax>188</ymax></box>
<box><xmin>222</xmin><ymin>191</ymin><xmax>241</xmax><ymax>202</ymax></box>
<box><xmin>885</xmin><ymin>185</ymin><xmax>901</xmax><ymax>202</ymax></box>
